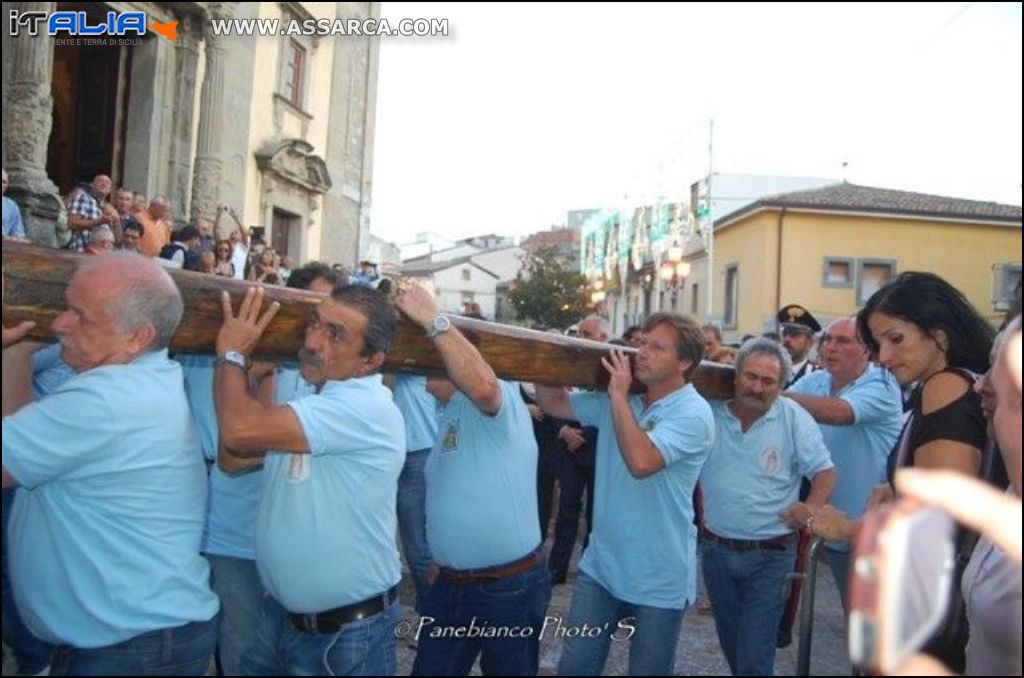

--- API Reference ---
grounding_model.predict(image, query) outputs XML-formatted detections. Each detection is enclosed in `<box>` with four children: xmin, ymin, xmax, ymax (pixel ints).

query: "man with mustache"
<box><xmin>2</xmin><ymin>255</ymin><xmax>219</xmax><ymax>674</ymax></box>
<box><xmin>784</xmin><ymin>316</ymin><xmax>902</xmax><ymax>610</ymax></box>
<box><xmin>536</xmin><ymin>312</ymin><xmax>715</xmax><ymax>676</ymax></box>
<box><xmin>176</xmin><ymin>261</ymin><xmax>346</xmax><ymax>675</ymax></box>
<box><xmin>699</xmin><ymin>337</ymin><xmax>835</xmax><ymax>676</ymax></box>
<box><xmin>212</xmin><ymin>283</ymin><xmax>405</xmax><ymax>675</ymax></box>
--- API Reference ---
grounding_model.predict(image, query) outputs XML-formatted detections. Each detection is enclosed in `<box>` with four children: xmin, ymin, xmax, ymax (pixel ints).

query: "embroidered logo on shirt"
<box><xmin>641</xmin><ymin>417</ymin><xmax>658</xmax><ymax>432</ymax></box>
<box><xmin>441</xmin><ymin>421</ymin><xmax>459</xmax><ymax>452</ymax></box>
<box><xmin>759</xmin><ymin>447</ymin><xmax>781</xmax><ymax>475</ymax></box>
<box><xmin>288</xmin><ymin>454</ymin><xmax>310</xmax><ymax>483</ymax></box>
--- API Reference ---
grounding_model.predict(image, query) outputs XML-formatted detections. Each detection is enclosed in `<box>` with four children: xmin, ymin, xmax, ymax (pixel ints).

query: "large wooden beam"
<box><xmin>2</xmin><ymin>242</ymin><xmax>734</xmax><ymax>398</ymax></box>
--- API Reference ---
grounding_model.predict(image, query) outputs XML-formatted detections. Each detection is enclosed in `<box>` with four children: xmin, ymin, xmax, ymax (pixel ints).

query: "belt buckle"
<box><xmin>296</xmin><ymin>613</ymin><xmax>318</xmax><ymax>634</ymax></box>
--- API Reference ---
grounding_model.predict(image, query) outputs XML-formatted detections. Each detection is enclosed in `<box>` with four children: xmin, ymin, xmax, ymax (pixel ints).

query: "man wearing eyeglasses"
<box><xmin>784</xmin><ymin>316</ymin><xmax>902</xmax><ymax>609</ymax></box>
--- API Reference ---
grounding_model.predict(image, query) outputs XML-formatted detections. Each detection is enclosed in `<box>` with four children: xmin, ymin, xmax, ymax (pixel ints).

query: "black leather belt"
<box><xmin>701</xmin><ymin>529</ymin><xmax>796</xmax><ymax>552</ymax></box>
<box><xmin>289</xmin><ymin>586</ymin><xmax>398</xmax><ymax>634</ymax></box>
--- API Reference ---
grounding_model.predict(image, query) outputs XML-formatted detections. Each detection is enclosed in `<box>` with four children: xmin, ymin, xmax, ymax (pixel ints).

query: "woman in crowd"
<box><xmin>894</xmin><ymin>314</ymin><xmax>1021</xmax><ymax>676</ymax></box>
<box><xmin>249</xmin><ymin>247</ymin><xmax>282</xmax><ymax>285</ymax></box>
<box><xmin>212</xmin><ymin>239</ymin><xmax>235</xmax><ymax>277</ymax></box>
<box><xmin>860</xmin><ymin>271</ymin><xmax>992</xmax><ymax>478</ymax></box>
<box><xmin>814</xmin><ymin>272</ymin><xmax>995</xmax><ymax>671</ymax></box>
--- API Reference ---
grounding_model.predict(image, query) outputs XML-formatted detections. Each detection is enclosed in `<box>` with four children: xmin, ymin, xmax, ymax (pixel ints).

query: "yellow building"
<box><xmin>708</xmin><ymin>183</ymin><xmax>1021</xmax><ymax>335</ymax></box>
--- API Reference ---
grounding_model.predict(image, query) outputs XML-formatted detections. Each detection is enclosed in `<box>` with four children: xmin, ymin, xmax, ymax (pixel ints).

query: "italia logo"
<box><xmin>8</xmin><ymin>10</ymin><xmax>178</xmax><ymax>41</ymax></box>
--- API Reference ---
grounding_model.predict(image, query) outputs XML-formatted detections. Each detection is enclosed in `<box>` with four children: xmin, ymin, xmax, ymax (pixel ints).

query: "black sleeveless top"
<box><xmin>902</xmin><ymin>368</ymin><xmax>986</xmax><ymax>468</ymax></box>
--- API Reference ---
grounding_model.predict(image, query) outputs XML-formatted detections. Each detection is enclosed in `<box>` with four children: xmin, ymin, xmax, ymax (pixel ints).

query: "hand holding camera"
<box><xmin>847</xmin><ymin>499</ymin><xmax>956</xmax><ymax>674</ymax></box>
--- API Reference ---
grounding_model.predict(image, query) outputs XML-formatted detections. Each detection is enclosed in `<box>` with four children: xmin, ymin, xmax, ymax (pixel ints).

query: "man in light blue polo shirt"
<box><xmin>2</xmin><ymin>254</ymin><xmax>220</xmax><ymax>675</ymax></box>
<box><xmin>180</xmin><ymin>261</ymin><xmax>345</xmax><ymax>675</ymax></box>
<box><xmin>786</xmin><ymin>316</ymin><xmax>902</xmax><ymax>610</ymax></box>
<box><xmin>700</xmin><ymin>337</ymin><xmax>835</xmax><ymax>676</ymax></box>
<box><xmin>536</xmin><ymin>312</ymin><xmax>715</xmax><ymax>676</ymax></box>
<box><xmin>213</xmin><ymin>283</ymin><xmax>405</xmax><ymax>676</ymax></box>
<box><xmin>394</xmin><ymin>281</ymin><xmax>551</xmax><ymax>676</ymax></box>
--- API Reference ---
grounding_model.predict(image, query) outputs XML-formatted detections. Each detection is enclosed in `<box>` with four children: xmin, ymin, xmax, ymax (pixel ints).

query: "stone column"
<box><xmin>189</xmin><ymin>4</ymin><xmax>232</xmax><ymax>222</ymax></box>
<box><xmin>169</xmin><ymin>13</ymin><xmax>201</xmax><ymax>222</ymax></box>
<box><xmin>3</xmin><ymin>1</ymin><xmax>63</xmax><ymax>245</ymax></box>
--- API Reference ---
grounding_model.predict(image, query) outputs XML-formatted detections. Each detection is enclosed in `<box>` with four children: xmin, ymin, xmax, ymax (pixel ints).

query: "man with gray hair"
<box><xmin>1</xmin><ymin>254</ymin><xmax>219</xmax><ymax>674</ymax></box>
<box><xmin>699</xmin><ymin>337</ymin><xmax>835</xmax><ymax>676</ymax></box>
<box><xmin>84</xmin><ymin>225</ymin><xmax>116</xmax><ymax>255</ymax></box>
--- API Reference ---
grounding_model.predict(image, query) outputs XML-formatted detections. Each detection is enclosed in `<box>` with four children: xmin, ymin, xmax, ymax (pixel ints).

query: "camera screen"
<box><xmin>849</xmin><ymin>503</ymin><xmax>957</xmax><ymax>673</ymax></box>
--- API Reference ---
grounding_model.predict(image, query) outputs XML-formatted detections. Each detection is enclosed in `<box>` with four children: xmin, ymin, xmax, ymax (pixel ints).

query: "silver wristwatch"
<box><xmin>215</xmin><ymin>350</ymin><xmax>251</xmax><ymax>371</ymax></box>
<box><xmin>426</xmin><ymin>314</ymin><xmax>451</xmax><ymax>339</ymax></box>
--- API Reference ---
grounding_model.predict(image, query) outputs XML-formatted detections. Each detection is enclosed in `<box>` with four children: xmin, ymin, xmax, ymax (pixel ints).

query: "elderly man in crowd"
<box><xmin>785</xmin><ymin>316</ymin><xmax>902</xmax><ymax>609</ymax></box>
<box><xmin>66</xmin><ymin>174</ymin><xmax>115</xmax><ymax>252</ymax></box>
<box><xmin>2</xmin><ymin>254</ymin><xmax>220</xmax><ymax>675</ymax></box>
<box><xmin>213</xmin><ymin>283</ymin><xmax>405</xmax><ymax>675</ymax></box>
<box><xmin>699</xmin><ymin>337</ymin><xmax>835</xmax><ymax>676</ymax></box>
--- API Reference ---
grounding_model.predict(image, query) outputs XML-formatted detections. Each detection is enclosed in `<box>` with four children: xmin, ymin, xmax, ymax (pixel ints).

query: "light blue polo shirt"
<box><xmin>31</xmin><ymin>342</ymin><xmax>75</xmax><ymax>396</ymax></box>
<box><xmin>256</xmin><ymin>375</ymin><xmax>405</xmax><ymax>613</ymax></box>
<box><xmin>426</xmin><ymin>380</ymin><xmax>541</xmax><ymax>569</ymax></box>
<box><xmin>2</xmin><ymin>350</ymin><xmax>219</xmax><ymax>648</ymax></box>
<box><xmin>177</xmin><ymin>354</ymin><xmax>262</xmax><ymax>560</ymax></box>
<box><xmin>392</xmin><ymin>374</ymin><xmax>441</xmax><ymax>452</ymax></box>
<box><xmin>789</xmin><ymin>365</ymin><xmax>902</xmax><ymax>549</ymax></box>
<box><xmin>569</xmin><ymin>384</ymin><xmax>714</xmax><ymax>609</ymax></box>
<box><xmin>702</xmin><ymin>397</ymin><xmax>834</xmax><ymax>540</ymax></box>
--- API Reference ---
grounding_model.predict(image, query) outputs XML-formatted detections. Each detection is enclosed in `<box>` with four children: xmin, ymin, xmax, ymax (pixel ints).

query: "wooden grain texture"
<box><xmin>2</xmin><ymin>242</ymin><xmax>735</xmax><ymax>397</ymax></box>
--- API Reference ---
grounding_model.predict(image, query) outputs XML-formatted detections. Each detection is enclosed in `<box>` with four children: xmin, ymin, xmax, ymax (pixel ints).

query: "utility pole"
<box><xmin>705</xmin><ymin>119</ymin><xmax>714</xmax><ymax>320</ymax></box>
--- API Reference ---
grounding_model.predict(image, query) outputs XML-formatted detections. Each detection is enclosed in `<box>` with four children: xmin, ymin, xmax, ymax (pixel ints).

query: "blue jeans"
<box><xmin>2</xmin><ymin>487</ymin><xmax>54</xmax><ymax>674</ymax></box>
<box><xmin>557</xmin><ymin>570</ymin><xmax>685</xmax><ymax>676</ymax></box>
<box><xmin>241</xmin><ymin>592</ymin><xmax>400</xmax><ymax>675</ymax></box>
<box><xmin>412</xmin><ymin>561</ymin><xmax>552</xmax><ymax>676</ymax></box>
<box><xmin>49</xmin><ymin>613</ymin><xmax>219</xmax><ymax>676</ymax></box>
<box><xmin>701</xmin><ymin>540</ymin><xmax>795</xmax><ymax>676</ymax></box>
<box><xmin>398</xmin><ymin>448</ymin><xmax>434</xmax><ymax>610</ymax></box>
<box><xmin>205</xmin><ymin>553</ymin><xmax>263</xmax><ymax>675</ymax></box>
<box><xmin>822</xmin><ymin>545</ymin><xmax>851</xmax><ymax>615</ymax></box>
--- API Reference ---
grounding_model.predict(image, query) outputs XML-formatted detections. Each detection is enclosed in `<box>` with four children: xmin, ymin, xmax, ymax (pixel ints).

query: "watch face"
<box><xmin>428</xmin><ymin>315</ymin><xmax>450</xmax><ymax>338</ymax></box>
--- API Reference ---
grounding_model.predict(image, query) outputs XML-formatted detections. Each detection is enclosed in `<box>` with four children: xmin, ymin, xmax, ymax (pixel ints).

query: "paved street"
<box><xmin>395</xmin><ymin>540</ymin><xmax>853</xmax><ymax>676</ymax></box>
<box><xmin>4</xmin><ymin>543</ymin><xmax>852</xmax><ymax>677</ymax></box>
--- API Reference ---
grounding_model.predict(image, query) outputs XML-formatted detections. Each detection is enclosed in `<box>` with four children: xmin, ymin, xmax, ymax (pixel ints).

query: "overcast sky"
<box><xmin>370</xmin><ymin>2</ymin><xmax>1022</xmax><ymax>244</ymax></box>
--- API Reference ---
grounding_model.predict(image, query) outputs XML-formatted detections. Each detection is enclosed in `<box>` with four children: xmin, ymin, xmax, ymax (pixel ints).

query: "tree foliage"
<box><xmin>507</xmin><ymin>246</ymin><xmax>588</xmax><ymax>329</ymax></box>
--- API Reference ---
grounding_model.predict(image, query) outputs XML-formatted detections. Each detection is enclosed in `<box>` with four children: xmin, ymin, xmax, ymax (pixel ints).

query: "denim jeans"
<box><xmin>49</xmin><ymin>612</ymin><xmax>219</xmax><ymax>676</ymax></box>
<box><xmin>412</xmin><ymin>561</ymin><xmax>552</xmax><ymax>676</ymax></box>
<box><xmin>701</xmin><ymin>540</ymin><xmax>796</xmax><ymax>676</ymax></box>
<box><xmin>557</xmin><ymin>570</ymin><xmax>685</xmax><ymax>676</ymax></box>
<box><xmin>2</xmin><ymin>487</ymin><xmax>54</xmax><ymax>674</ymax></box>
<box><xmin>398</xmin><ymin>448</ymin><xmax>434</xmax><ymax>610</ymax></box>
<box><xmin>205</xmin><ymin>553</ymin><xmax>263</xmax><ymax>675</ymax></box>
<box><xmin>822</xmin><ymin>545</ymin><xmax>851</xmax><ymax>615</ymax></box>
<box><xmin>241</xmin><ymin>592</ymin><xmax>400</xmax><ymax>675</ymax></box>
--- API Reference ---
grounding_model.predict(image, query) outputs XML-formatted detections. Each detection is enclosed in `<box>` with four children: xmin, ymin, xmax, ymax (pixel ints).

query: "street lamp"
<box><xmin>659</xmin><ymin>260</ymin><xmax>691</xmax><ymax>311</ymax></box>
<box><xmin>666</xmin><ymin>239</ymin><xmax>684</xmax><ymax>265</ymax></box>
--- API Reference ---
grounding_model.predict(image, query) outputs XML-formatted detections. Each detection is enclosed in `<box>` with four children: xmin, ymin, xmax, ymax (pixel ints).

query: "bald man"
<box><xmin>2</xmin><ymin>254</ymin><xmax>219</xmax><ymax>674</ymax></box>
